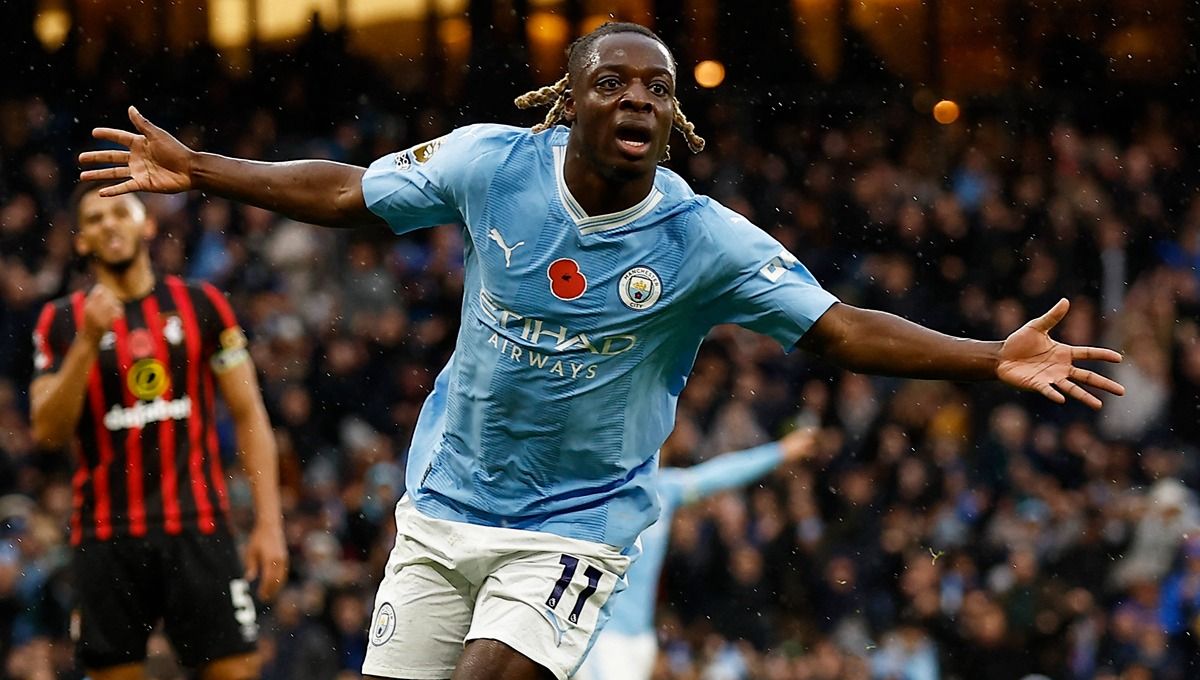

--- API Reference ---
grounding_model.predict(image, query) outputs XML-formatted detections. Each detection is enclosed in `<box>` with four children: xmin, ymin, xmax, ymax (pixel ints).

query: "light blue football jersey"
<box><xmin>362</xmin><ymin>124</ymin><xmax>837</xmax><ymax>549</ymax></box>
<box><xmin>600</xmin><ymin>443</ymin><xmax>785</xmax><ymax>637</ymax></box>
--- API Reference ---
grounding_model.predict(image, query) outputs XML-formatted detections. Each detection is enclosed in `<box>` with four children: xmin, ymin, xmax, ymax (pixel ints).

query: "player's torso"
<box><xmin>418</xmin><ymin>137</ymin><xmax>708</xmax><ymax>526</ymax></box>
<box><xmin>78</xmin><ymin>283</ymin><xmax>207</xmax><ymax>441</ymax></box>
<box><xmin>461</xmin><ymin>142</ymin><xmax>702</xmax><ymax>389</ymax></box>
<box><xmin>51</xmin><ymin>278</ymin><xmax>230</xmax><ymax>543</ymax></box>
<box><xmin>605</xmin><ymin>483</ymin><xmax>680</xmax><ymax>635</ymax></box>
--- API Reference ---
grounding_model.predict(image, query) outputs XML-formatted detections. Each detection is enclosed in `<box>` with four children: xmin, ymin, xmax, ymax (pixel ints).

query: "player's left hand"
<box><xmin>996</xmin><ymin>298</ymin><xmax>1125</xmax><ymax>409</ymax></box>
<box><xmin>245</xmin><ymin>522</ymin><xmax>288</xmax><ymax>601</ymax></box>
<box><xmin>778</xmin><ymin>427</ymin><xmax>818</xmax><ymax>464</ymax></box>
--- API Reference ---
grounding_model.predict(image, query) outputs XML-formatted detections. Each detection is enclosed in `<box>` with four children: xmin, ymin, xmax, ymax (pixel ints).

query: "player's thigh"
<box><xmin>73</xmin><ymin>539</ymin><xmax>162</xmax><ymax>670</ymax></box>
<box><xmin>198</xmin><ymin>652</ymin><xmax>260</xmax><ymax>680</ymax></box>
<box><xmin>362</xmin><ymin>559</ymin><xmax>475</xmax><ymax>680</ymax></box>
<box><xmin>160</xmin><ymin>532</ymin><xmax>258</xmax><ymax>668</ymax></box>
<box><xmin>452</xmin><ymin>639</ymin><xmax>554</xmax><ymax>680</ymax></box>
<box><xmin>466</xmin><ymin>549</ymin><xmax>627</xmax><ymax>680</ymax></box>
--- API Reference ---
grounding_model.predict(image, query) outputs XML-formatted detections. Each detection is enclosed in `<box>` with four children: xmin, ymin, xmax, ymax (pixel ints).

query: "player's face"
<box><xmin>75</xmin><ymin>191</ymin><xmax>155</xmax><ymax>271</ymax></box>
<box><xmin>565</xmin><ymin>33</ymin><xmax>675</xmax><ymax>179</ymax></box>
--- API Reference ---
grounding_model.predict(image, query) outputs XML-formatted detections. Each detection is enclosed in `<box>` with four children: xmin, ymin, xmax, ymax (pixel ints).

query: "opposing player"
<box><xmin>78</xmin><ymin>21</ymin><xmax>1123</xmax><ymax>680</ymax></box>
<box><xmin>29</xmin><ymin>183</ymin><xmax>288</xmax><ymax>680</ymax></box>
<box><xmin>573</xmin><ymin>427</ymin><xmax>818</xmax><ymax>680</ymax></box>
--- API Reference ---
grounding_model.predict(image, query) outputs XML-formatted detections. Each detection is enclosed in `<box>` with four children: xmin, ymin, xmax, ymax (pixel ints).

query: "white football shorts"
<box><xmin>362</xmin><ymin>496</ymin><xmax>632</xmax><ymax>680</ymax></box>
<box><xmin>571</xmin><ymin>629</ymin><xmax>657</xmax><ymax>680</ymax></box>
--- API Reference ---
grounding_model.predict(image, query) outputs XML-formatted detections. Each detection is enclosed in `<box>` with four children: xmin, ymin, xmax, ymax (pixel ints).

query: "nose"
<box><xmin>619</xmin><ymin>82</ymin><xmax>654</xmax><ymax>113</ymax></box>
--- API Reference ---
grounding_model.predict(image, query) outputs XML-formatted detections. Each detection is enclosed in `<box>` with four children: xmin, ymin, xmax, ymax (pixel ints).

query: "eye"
<box><xmin>596</xmin><ymin>77</ymin><xmax>621</xmax><ymax>91</ymax></box>
<box><xmin>649</xmin><ymin>82</ymin><xmax>670</xmax><ymax>96</ymax></box>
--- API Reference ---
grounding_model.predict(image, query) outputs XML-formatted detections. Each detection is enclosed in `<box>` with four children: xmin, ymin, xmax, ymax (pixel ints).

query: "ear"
<box><xmin>563</xmin><ymin>90</ymin><xmax>577</xmax><ymax>123</ymax></box>
<box><xmin>74</xmin><ymin>231</ymin><xmax>90</xmax><ymax>258</ymax></box>
<box><xmin>142</xmin><ymin>216</ymin><xmax>158</xmax><ymax>241</ymax></box>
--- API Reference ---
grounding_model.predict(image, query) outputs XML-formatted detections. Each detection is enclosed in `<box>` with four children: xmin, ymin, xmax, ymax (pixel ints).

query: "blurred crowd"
<box><xmin>2</xmin><ymin>24</ymin><xmax>1200</xmax><ymax>680</ymax></box>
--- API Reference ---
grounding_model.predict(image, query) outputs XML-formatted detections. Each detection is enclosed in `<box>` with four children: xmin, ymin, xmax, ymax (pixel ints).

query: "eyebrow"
<box><xmin>591</xmin><ymin>63</ymin><xmax>675</xmax><ymax>78</ymax></box>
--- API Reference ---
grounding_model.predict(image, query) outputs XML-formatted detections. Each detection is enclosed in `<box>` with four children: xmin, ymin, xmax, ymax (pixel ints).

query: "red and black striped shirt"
<box><xmin>32</xmin><ymin>276</ymin><xmax>247</xmax><ymax>545</ymax></box>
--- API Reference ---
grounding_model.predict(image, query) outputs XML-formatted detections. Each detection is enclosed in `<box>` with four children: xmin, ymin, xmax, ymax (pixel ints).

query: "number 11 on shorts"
<box><xmin>546</xmin><ymin>554</ymin><xmax>603</xmax><ymax>624</ymax></box>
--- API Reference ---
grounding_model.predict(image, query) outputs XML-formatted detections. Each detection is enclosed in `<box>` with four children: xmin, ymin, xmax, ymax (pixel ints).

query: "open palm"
<box><xmin>997</xmin><ymin>298</ymin><xmax>1124</xmax><ymax>409</ymax></box>
<box><xmin>79</xmin><ymin>106</ymin><xmax>193</xmax><ymax>196</ymax></box>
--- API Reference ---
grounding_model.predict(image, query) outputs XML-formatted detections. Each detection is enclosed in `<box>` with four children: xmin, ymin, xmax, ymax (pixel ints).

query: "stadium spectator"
<box><xmin>76</xmin><ymin>19</ymin><xmax>1123</xmax><ymax>680</ymax></box>
<box><xmin>575</xmin><ymin>428</ymin><xmax>818</xmax><ymax>680</ymax></box>
<box><xmin>1</xmin><ymin>14</ymin><xmax>1196</xmax><ymax>680</ymax></box>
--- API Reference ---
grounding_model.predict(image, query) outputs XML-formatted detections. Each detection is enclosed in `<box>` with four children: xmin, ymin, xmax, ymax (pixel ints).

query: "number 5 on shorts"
<box><xmin>545</xmin><ymin>554</ymin><xmax>603</xmax><ymax>624</ymax></box>
<box><xmin>229</xmin><ymin>578</ymin><xmax>258</xmax><ymax>641</ymax></box>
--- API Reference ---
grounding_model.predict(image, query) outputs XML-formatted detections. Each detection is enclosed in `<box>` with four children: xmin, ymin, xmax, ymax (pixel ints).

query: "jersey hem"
<box><xmin>410</xmin><ymin>493</ymin><xmax>632</xmax><ymax>550</ymax></box>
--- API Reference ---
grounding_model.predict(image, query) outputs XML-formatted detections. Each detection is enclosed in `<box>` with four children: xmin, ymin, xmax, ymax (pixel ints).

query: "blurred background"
<box><xmin>2</xmin><ymin>1</ymin><xmax>1200</xmax><ymax>679</ymax></box>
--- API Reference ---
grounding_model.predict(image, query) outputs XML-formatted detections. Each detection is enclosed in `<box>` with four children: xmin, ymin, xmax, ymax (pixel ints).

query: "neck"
<box><xmin>94</xmin><ymin>255</ymin><xmax>156</xmax><ymax>301</ymax></box>
<box><xmin>563</xmin><ymin>136</ymin><xmax>655</xmax><ymax>216</ymax></box>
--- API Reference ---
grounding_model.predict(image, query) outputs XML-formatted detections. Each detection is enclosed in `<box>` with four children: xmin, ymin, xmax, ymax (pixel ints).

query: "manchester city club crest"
<box><xmin>618</xmin><ymin>266</ymin><xmax>662</xmax><ymax>311</ymax></box>
<box><xmin>370</xmin><ymin>602</ymin><xmax>397</xmax><ymax>646</ymax></box>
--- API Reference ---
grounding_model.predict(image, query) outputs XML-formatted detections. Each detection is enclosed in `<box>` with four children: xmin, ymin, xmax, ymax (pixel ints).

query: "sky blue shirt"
<box><xmin>363</xmin><ymin>124</ymin><xmax>837</xmax><ymax>548</ymax></box>
<box><xmin>602</xmin><ymin>443</ymin><xmax>785</xmax><ymax>636</ymax></box>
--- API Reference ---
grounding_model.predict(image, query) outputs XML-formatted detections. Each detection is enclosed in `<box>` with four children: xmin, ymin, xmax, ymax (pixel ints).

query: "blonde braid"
<box><xmin>514</xmin><ymin>79</ymin><xmax>707</xmax><ymax>154</ymax></box>
<box><xmin>514</xmin><ymin>75</ymin><xmax>570</xmax><ymax>133</ymax></box>
<box><xmin>672</xmin><ymin>98</ymin><xmax>706</xmax><ymax>153</ymax></box>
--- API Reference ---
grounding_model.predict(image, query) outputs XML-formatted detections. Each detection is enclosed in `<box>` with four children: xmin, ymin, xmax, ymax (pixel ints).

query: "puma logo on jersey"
<box><xmin>488</xmin><ymin>229</ymin><xmax>526</xmax><ymax>268</ymax></box>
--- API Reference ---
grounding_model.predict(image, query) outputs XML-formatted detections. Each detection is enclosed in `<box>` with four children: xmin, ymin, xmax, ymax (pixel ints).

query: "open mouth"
<box><xmin>615</xmin><ymin>124</ymin><xmax>654</xmax><ymax>158</ymax></box>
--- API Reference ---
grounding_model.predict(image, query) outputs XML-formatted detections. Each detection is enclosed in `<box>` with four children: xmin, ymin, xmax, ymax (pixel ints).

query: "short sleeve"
<box><xmin>704</xmin><ymin>205</ymin><xmax>838</xmax><ymax>349</ymax></box>
<box><xmin>361</xmin><ymin>124</ymin><xmax>522</xmax><ymax>235</ymax></box>
<box><xmin>196</xmin><ymin>282</ymin><xmax>250</xmax><ymax>374</ymax></box>
<box><xmin>32</xmin><ymin>301</ymin><xmax>71</xmax><ymax>379</ymax></box>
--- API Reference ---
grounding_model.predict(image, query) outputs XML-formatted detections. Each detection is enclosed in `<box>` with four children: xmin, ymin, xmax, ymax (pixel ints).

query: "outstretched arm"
<box><xmin>676</xmin><ymin>428</ymin><xmax>816</xmax><ymax>504</ymax></box>
<box><xmin>79</xmin><ymin>107</ymin><xmax>383</xmax><ymax>229</ymax></box>
<box><xmin>798</xmin><ymin>298</ymin><xmax>1124</xmax><ymax>409</ymax></box>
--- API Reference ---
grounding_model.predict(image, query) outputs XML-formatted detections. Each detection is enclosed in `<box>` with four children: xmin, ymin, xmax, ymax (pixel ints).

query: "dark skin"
<box><xmin>29</xmin><ymin>191</ymin><xmax>286</xmax><ymax>680</ymax></box>
<box><xmin>560</xmin><ymin>33</ymin><xmax>676</xmax><ymax>214</ymax></box>
<box><xmin>79</xmin><ymin>29</ymin><xmax>1123</xmax><ymax>680</ymax></box>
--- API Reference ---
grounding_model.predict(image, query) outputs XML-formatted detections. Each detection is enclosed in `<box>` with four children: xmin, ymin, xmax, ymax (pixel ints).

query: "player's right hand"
<box><xmin>245</xmin><ymin>521</ymin><xmax>289</xmax><ymax>601</ymax></box>
<box><xmin>997</xmin><ymin>298</ymin><xmax>1124</xmax><ymax>410</ymax></box>
<box><xmin>779</xmin><ymin>426</ymin><xmax>818</xmax><ymax>464</ymax></box>
<box><xmin>79</xmin><ymin>106</ymin><xmax>194</xmax><ymax>196</ymax></box>
<box><xmin>81</xmin><ymin>284</ymin><xmax>123</xmax><ymax>345</ymax></box>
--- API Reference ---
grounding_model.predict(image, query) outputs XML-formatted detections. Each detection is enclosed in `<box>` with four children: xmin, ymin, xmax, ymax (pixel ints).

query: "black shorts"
<box><xmin>72</xmin><ymin>532</ymin><xmax>258</xmax><ymax>669</ymax></box>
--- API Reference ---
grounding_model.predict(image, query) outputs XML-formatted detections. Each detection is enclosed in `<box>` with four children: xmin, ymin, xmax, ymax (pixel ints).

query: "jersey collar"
<box><xmin>552</xmin><ymin>144</ymin><xmax>664</xmax><ymax>236</ymax></box>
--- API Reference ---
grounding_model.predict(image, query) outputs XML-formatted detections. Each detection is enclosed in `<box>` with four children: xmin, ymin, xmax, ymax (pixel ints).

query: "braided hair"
<box><xmin>514</xmin><ymin>22</ymin><xmax>705</xmax><ymax>155</ymax></box>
